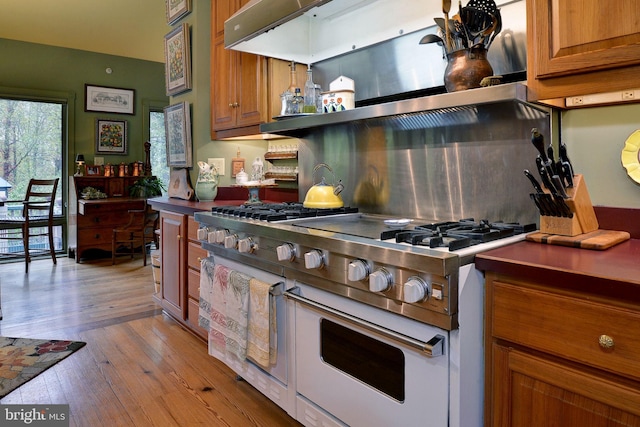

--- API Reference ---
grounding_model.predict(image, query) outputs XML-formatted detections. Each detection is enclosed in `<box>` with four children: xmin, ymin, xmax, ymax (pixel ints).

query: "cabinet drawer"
<box><xmin>187</xmin><ymin>215</ymin><xmax>202</xmax><ymax>241</ymax></box>
<box><xmin>78</xmin><ymin>227</ymin><xmax>113</xmax><ymax>246</ymax></box>
<box><xmin>188</xmin><ymin>268</ymin><xmax>200</xmax><ymax>300</ymax></box>
<box><xmin>188</xmin><ymin>241</ymin><xmax>207</xmax><ymax>271</ymax></box>
<box><xmin>78</xmin><ymin>212</ymin><xmax>131</xmax><ymax>228</ymax></box>
<box><xmin>492</xmin><ymin>281</ymin><xmax>640</xmax><ymax>380</ymax></box>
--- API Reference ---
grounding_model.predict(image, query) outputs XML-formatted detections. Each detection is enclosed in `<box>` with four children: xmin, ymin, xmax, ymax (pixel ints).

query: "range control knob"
<box><xmin>347</xmin><ymin>260</ymin><xmax>370</xmax><ymax>282</ymax></box>
<box><xmin>224</xmin><ymin>234</ymin><xmax>238</xmax><ymax>249</ymax></box>
<box><xmin>304</xmin><ymin>250</ymin><xmax>324</xmax><ymax>270</ymax></box>
<box><xmin>403</xmin><ymin>276</ymin><xmax>430</xmax><ymax>303</ymax></box>
<box><xmin>214</xmin><ymin>229</ymin><xmax>229</xmax><ymax>244</ymax></box>
<box><xmin>238</xmin><ymin>237</ymin><xmax>256</xmax><ymax>253</ymax></box>
<box><xmin>276</xmin><ymin>243</ymin><xmax>296</xmax><ymax>261</ymax></box>
<box><xmin>369</xmin><ymin>268</ymin><xmax>393</xmax><ymax>292</ymax></box>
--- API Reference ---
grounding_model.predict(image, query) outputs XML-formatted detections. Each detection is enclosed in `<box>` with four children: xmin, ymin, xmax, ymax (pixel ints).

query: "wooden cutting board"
<box><xmin>526</xmin><ymin>229</ymin><xmax>631</xmax><ymax>250</ymax></box>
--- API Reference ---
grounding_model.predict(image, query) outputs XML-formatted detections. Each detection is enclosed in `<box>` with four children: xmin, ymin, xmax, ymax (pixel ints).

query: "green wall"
<box><xmin>0</xmin><ymin>37</ymin><xmax>168</xmax><ymax>176</ymax></box>
<box><xmin>172</xmin><ymin>0</ymin><xmax>271</xmax><ymax>188</ymax></box>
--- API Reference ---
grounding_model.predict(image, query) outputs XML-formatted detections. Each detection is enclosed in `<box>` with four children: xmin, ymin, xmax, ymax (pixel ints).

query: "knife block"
<box><xmin>539</xmin><ymin>174</ymin><xmax>599</xmax><ymax>236</ymax></box>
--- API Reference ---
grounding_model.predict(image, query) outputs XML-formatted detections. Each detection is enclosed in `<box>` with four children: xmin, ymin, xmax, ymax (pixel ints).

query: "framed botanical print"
<box><xmin>164</xmin><ymin>23</ymin><xmax>192</xmax><ymax>96</ymax></box>
<box><xmin>164</xmin><ymin>102</ymin><xmax>192</xmax><ymax>168</ymax></box>
<box><xmin>95</xmin><ymin>119</ymin><xmax>127</xmax><ymax>155</ymax></box>
<box><xmin>85</xmin><ymin>84</ymin><xmax>135</xmax><ymax>115</ymax></box>
<box><xmin>166</xmin><ymin>0</ymin><xmax>192</xmax><ymax>25</ymax></box>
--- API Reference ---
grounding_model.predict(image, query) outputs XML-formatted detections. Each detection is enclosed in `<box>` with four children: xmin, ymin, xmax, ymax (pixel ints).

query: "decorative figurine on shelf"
<box><xmin>252</xmin><ymin>157</ymin><xmax>264</xmax><ymax>181</ymax></box>
<box><xmin>195</xmin><ymin>161</ymin><xmax>219</xmax><ymax>201</ymax></box>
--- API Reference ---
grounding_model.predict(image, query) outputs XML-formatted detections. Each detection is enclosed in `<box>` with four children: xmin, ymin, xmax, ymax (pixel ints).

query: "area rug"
<box><xmin>0</xmin><ymin>337</ymin><xmax>86</xmax><ymax>398</ymax></box>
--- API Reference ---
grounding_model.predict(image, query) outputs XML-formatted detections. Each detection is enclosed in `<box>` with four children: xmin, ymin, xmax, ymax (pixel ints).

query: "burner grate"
<box><xmin>384</xmin><ymin>219</ymin><xmax>536</xmax><ymax>251</ymax></box>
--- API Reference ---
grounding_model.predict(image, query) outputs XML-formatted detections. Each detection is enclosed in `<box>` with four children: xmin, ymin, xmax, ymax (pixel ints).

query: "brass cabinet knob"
<box><xmin>177</xmin><ymin>234</ymin><xmax>182</xmax><ymax>240</ymax></box>
<box><xmin>598</xmin><ymin>334</ymin><xmax>615</xmax><ymax>349</ymax></box>
<box><xmin>228</xmin><ymin>103</ymin><xmax>234</xmax><ymax>108</ymax></box>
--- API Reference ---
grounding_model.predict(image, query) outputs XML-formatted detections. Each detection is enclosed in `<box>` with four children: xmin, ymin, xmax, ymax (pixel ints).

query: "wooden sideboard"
<box><xmin>72</xmin><ymin>176</ymin><xmax>147</xmax><ymax>262</ymax></box>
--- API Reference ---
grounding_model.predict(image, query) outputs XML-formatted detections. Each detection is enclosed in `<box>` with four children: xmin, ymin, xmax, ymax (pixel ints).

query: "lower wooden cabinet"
<box><xmin>159</xmin><ymin>211</ymin><xmax>207</xmax><ymax>340</ymax></box>
<box><xmin>160</xmin><ymin>211</ymin><xmax>186</xmax><ymax>321</ymax></box>
<box><xmin>485</xmin><ymin>272</ymin><xmax>640</xmax><ymax>426</ymax></box>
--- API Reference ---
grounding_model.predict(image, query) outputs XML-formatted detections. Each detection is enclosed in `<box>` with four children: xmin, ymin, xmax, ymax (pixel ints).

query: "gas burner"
<box><xmin>383</xmin><ymin>219</ymin><xmax>536</xmax><ymax>251</ymax></box>
<box><xmin>211</xmin><ymin>203</ymin><xmax>358</xmax><ymax>222</ymax></box>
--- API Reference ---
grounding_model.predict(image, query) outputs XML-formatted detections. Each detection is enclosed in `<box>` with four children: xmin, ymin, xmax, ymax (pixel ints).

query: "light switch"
<box><xmin>208</xmin><ymin>158</ymin><xmax>225</xmax><ymax>176</ymax></box>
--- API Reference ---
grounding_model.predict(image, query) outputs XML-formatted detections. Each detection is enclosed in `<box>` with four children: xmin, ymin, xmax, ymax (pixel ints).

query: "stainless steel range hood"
<box><xmin>224</xmin><ymin>0</ymin><xmax>330</xmax><ymax>48</ymax></box>
<box><xmin>224</xmin><ymin>0</ymin><xmax>439</xmax><ymax>64</ymax></box>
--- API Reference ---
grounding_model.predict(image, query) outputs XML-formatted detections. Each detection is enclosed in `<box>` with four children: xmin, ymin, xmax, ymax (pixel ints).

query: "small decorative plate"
<box><xmin>384</xmin><ymin>218</ymin><xmax>413</xmax><ymax>229</ymax></box>
<box><xmin>621</xmin><ymin>130</ymin><xmax>640</xmax><ymax>184</ymax></box>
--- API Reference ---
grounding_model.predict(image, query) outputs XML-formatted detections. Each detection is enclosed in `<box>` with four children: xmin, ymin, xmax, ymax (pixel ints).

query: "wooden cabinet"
<box><xmin>72</xmin><ymin>176</ymin><xmax>151</xmax><ymax>262</ymax></box>
<box><xmin>186</xmin><ymin>216</ymin><xmax>208</xmax><ymax>339</ymax></box>
<box><xmin>211</xmin><ymin>0</ymin><xmax>268</xmax><ymax>139</ymax></box>
<box><xmin>76</xmin><ymin>198</ymin><xmax>145</xmax><ymax>262</ymax></box>
<box><xmin>527</xmin><ymin>0</ymin><xmax>640</xmax><ymax>102</ymax></box>
<box><xmin>160</xmin><ymin>211</ymin><xmax>186</xmax><ymax>321</ymax></box>
<box><xmin>158</xmin><ymin>210</ymin><xmax>208</xmax><ymax>339</ymax></box>
<box><xmin>484</xmin><ymin>272</ymin><xmax>640</xmax><ymax>426</ymax></box>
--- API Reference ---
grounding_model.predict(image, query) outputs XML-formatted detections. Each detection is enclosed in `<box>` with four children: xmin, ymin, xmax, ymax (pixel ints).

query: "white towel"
<box><xmin>247</xmin><ymin>278</ymin><xmax>277</xmax><ymax>368</ymax></box>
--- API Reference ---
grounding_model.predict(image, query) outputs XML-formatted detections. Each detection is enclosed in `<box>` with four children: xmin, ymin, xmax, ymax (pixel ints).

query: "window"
<box><xmin>0</xmin><ymin>97</ymin><xmax>65</xmax><ymax>255</ymax></box>
<box><xmin>149</xmin><ymin>110</ymin><xmax>169</xmax><ymax>194</ymax></box>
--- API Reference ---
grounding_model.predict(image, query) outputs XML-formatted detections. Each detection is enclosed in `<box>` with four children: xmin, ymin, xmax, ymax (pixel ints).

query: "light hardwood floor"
<box><xmin>0</xmin><ymin>256</ymin><xmax>301</xmax><ymax>427</ymax></box>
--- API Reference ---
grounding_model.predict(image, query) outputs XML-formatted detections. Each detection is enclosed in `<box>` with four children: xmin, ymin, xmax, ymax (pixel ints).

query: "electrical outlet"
<box><xmin>623</xmin><ymin>91</ymin><xmax>635</xmax><ymax>100</ymax></box>
<box><xmin>208</xmin><ymin>158</ymin><xmax>225</xmax><ymax>175</ymax></box>
<box><xmin>571</xmin><ymin>96</ymin><xmax>584</xmax><ymax>105</ymax></box>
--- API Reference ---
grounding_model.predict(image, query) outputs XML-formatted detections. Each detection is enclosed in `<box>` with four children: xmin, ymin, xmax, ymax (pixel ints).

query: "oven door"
<box><xmin>286</xmin><ymin>283</ymin><xmax>449</xmax><ymax>427</ymax></box>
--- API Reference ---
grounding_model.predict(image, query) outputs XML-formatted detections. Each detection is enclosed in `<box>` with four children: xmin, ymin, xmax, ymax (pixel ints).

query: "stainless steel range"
<box><xmin>195</xmin><ymin>203</ymin><xmax>535</xmax><ymax>427</ymax></box>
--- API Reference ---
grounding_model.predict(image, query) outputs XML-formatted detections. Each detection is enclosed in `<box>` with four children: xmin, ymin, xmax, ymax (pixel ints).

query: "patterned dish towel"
<box><xmin>199</xmin><ymin>258</ymin><xmax>277</xmax><ymax>367</ymax></box>
<box><xmin>247</xmin><ymin>277</ymin><xmax>277</xmax><ymax>368</ymax></box>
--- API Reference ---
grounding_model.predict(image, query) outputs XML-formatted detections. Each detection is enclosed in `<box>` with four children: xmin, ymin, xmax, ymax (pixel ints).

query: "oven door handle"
<box><xmin>284</xmin><ymin>288</ymin><xmax>445</xmax><ymax>357</ymax></box>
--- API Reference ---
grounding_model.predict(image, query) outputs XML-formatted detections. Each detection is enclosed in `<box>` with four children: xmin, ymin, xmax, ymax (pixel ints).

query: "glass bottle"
<box><xmin>292</xmin><ymin>88</ymin><xmax>303</xmax><ymax>114</ymax></box>
<box><xmin>303</xmin><ymin>64</ymin><xmax>317</xmax><ymax>113</ymax></box>
<box><xmin>284</xmin><ymin>61</ymin><xmax>297</xmax><ymax>115</ymax></box>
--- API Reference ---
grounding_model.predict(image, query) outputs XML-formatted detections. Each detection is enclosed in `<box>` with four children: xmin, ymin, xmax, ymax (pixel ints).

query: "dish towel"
<box><xmin>198</xmin><ymin>256</ymin><xmax>216</xmax><ymax>333</ymax></box>
<box><xmin>247</xmin><ymin>278</ymin><xmax>278</xmax><ymax>368</ymax></box>
<box><xmin>208</xmin><ymin>266</ymin><xmax>251</xmax><ymax>361</ymax></box>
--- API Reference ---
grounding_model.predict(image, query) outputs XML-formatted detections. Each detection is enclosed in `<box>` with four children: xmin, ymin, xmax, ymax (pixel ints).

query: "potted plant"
<box><xmin>129</xmin><ymin>176</ymin><xmax>166</xmax><ymax>198</ymax></box>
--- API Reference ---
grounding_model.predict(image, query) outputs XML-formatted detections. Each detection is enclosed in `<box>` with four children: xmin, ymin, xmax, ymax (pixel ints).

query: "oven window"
<box><xmin>320</xmin><ymin>319</ymin><xmax>405</xmax><ymax>401</ymax></box>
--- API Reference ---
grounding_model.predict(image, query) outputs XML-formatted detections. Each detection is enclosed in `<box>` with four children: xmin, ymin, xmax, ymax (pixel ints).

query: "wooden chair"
<box><xmin>112</xmin><ymin>201</ymin><xmax>159</xmax><ymax>265</ymax></box>
<box><xmin>0</xmin><ymin>178</ymin><xmax>59</xmax><ymax>273</ymax></box>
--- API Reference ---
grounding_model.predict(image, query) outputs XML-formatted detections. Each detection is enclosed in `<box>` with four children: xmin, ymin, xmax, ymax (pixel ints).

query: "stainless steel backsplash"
<box><xmin>297</xmin><ymin>102</ymin><xmax>550</xmax><ymax>225</ymax></box>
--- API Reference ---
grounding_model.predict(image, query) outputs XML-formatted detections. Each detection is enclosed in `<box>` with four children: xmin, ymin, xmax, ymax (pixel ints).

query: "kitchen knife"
<box><xmin>546</xmin><ymin>145</ymin><xmax>557</xmax><ymax>175</ymax></box>
<box><xmin>551</xmin><ymin>174</ymin><xmax>569</xmax><ymax>199</ymax></box>
<box><xmin>535</xmin><ymin>156</ymin><xmax>558</xmax><ymax>193</ymax></box>
<box><xmin>559</xmin><ymin>143</ymin><xmax>575</xmax><ymax>187</ymax></box>
<box><xmin>531</xmin><ymin>128</ymin><xmax>556</xmax><ymax>183</ymax></box>
<box><xmin>524</xmin><ymin>170</ymin><xmax>557</xmax><ymax>216</ymax></box>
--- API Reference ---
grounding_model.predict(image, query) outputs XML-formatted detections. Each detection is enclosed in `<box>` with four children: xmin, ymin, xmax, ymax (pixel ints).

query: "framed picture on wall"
<box><xmin>164</xmin><ymin>101</ymin><xmax>192</xmax><ymax>168</ymax></box>
<box><xmin>95</xmin><ymin>119</ymin><xmax>128</xmax><ymax>155</ymax></box>
<box><xmin>85</xmin><ymin>84</ymin><xmax>135</xmax><ymax>115</ymax></box>
<box><xmin>164</xmin><ymin>23</ymin><xmax>192</xmax><ymax>96</ymax></box>
<box><xmin>166</xmin><ymin>0</ymin><xmax>192</xmax><ymax>25</ymax></box>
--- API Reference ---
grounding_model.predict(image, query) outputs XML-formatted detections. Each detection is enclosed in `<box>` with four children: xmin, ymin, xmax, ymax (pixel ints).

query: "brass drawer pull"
<box><xmin>598</xmin><ymin>334</ymin><xmax>615</xmax><ymax>349</ymax></box>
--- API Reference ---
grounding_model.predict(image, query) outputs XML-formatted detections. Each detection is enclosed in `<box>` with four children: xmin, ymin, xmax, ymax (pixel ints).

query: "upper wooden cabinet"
<box><xmin>527</xmin><ymin>0</ymin><xmax>640</xmax><ymax>102</ymax></box>
<box><xmin>211</xmin><ymin>0</ymin><xmax>268</xmax><ymax>139</ymax></box>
